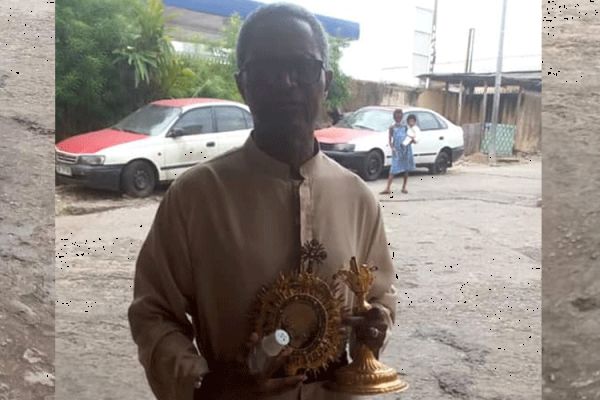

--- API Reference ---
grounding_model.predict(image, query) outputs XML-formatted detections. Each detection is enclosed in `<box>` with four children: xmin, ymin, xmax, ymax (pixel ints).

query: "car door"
<box><xmin>410</xmin><ymin>111</ymin><xmax>447</xmax><ymax>165</ymax></box>
<box><xmin>162</xmin><ymin>107</ymin><xmax>218</xmax><ymax>180</ymax></box>
<box><xmin>213</xmin><ymin>105</ymin><xmax>253</xmax><ymax>153</ymax></box>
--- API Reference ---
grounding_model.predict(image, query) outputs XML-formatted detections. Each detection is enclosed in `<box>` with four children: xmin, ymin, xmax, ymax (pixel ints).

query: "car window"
<box><xmin>414</xmin><ymin>111</ymin><xmax>443</xmax><ymax>131</ymax></box>
<box><xmin>215</xmin><ymin>106</ymin><xmax>248</xmax><ymax>132</ymax></box>
<box><xmin>113</xmin><ymin>104</ymin><xmax>181</xmax><ymax>136</ymax></box>
<box><xmin>242</xmin><ymin>110</ymin><xmax>254</xmax><ymax>129</ymax></box>
<box><xmin>172</xmin><ymin>108</ymin><xmax>214</xmax><ymax>135</ymax></box>
<box><xmin>336</xmin><ymin>109</ymin><xmax>393</xmax><ymax>132</ymax></box>
<box><xmin>433</xmin><ymin>114</ymin><xmax>448</xmax><ymax>129</ymax></box>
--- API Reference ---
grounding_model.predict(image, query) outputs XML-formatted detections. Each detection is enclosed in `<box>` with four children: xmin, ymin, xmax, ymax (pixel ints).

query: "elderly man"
<box><xmin>129</xmin><ymin>3</ymin><xmax>397</xmax><ymax>399</ymax></box>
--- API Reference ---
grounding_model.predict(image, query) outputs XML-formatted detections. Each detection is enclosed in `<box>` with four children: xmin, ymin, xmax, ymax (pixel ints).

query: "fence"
<box><xmin>418</xmin><ymin>89</ymin><xmax>540</xmax><ymax>154</ymax></box>
<box><xmin>461</xmin><ymin>123</ymin><xmax>517</xmax><ymax>156</ymax></box>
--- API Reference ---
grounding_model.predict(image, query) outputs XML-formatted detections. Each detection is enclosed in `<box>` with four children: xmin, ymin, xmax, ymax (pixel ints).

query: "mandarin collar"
<box><xmin>243</xmin><ymin>133</ymin><xmax>326</xmax><ymax>179</ymax></box>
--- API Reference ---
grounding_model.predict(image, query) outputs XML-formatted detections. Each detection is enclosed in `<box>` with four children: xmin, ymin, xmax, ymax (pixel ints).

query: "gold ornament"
<box><xmin>249</xmin><ymin>240</ymin><xmax>345</xmax><ymax>376</ymax></box>
<box><xmin>327</xmin><ymin>257</ymin><xmax>409</xmax><ymax>395</ymax></box>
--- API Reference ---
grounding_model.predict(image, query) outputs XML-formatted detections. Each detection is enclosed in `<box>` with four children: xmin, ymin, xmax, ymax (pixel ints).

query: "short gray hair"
<box><xmin>236</xmin><ymin>2</ymin><xmax>330</xmax><ymax>69</ymax></box>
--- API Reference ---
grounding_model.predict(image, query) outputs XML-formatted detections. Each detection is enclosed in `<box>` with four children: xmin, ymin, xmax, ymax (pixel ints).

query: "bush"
<box><xmin>56</xmin><ymin>0</ymin><xmax>175</xmax><ymax>139</ymax></box>
<box><xmin>56</xmin><ymin>0</ymin><xmax>140</xmax><ymax>138</ymax></box>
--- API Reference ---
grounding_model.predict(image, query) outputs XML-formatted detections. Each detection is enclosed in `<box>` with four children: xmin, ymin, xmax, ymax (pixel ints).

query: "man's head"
<box><xmin>393</xmin><ymin>109</ymin><xmax>404</xmax><ymax>123</ymax></box>
<box><xmin>235</xmin><ymin>3</ymin><xmax>333</xmax><ymax>138</ymax></box>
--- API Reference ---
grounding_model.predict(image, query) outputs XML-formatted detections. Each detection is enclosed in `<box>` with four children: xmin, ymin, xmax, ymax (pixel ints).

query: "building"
<box><xmin>417</xmin><ymin>70</ymin><xmax>542</xmax><ymax>154</ymax></box>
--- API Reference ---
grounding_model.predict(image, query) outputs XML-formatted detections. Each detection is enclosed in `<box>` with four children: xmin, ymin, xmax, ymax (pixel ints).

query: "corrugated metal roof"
<box><xmin>163</xmin><ymin>0</ymin><xmax>360</xmax><ymax>40</ymax></box>
<box><xmin>418</xmin><ymin>70</ymin><xmax>541</xmax><ymax>89</ymax></box>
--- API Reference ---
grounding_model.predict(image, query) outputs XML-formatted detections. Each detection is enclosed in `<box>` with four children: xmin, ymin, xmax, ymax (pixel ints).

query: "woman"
<box><xmin>380</xmin><ymin>111</ymin><xmax>417</xmax><ymax>194</ymax></box>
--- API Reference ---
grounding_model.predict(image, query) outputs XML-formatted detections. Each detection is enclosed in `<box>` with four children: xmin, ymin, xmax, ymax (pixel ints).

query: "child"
<box><xmin>380</xmin><ymin>112</ymin><xmax>417</xmax><ymax>195</ymax></box>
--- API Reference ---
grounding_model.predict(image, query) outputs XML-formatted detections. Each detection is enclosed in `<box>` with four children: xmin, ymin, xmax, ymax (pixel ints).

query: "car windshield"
<box><xmin>112</xmin><ymin>104</ymin><xmax>181</xmax><ymax>136</ymax></box>
<box><xmin>335</xmin><ymin>109</ymin><xmax>393</xmax><ymax>132</ymax></box>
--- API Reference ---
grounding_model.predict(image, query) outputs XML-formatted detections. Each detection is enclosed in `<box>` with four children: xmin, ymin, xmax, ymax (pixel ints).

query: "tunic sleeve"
<box><xmin>128</xmin><ymin>182</ymin><xmax>205</xmax><ymax>400</ymax></box>
<box><xmin>363</xmin><ymin>202</ymin><xmax>398</xmax><ymax>352</ymax></box>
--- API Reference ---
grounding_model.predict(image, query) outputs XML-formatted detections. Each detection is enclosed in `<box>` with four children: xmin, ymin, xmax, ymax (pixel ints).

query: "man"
<box><xmin>129</xmin><ymin>3</ymin><xmax>398</xmax><ymax>399</ymax></box>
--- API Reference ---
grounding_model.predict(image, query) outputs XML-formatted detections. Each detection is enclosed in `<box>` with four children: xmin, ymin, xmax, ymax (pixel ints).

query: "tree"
<box><xmin>56</xmin><ymin>0</ymin><xmax>175</xmax><ymax>138</ymax></box>
<box><xmin>162</xmin><ymin>14</ymin><xmax>243</xmax><ymax>102</ymax></box>
<box><xmin>326</xmin><ymin>35</ymin><xmax>351</xmax><ymax>111</ymax></box>
<box><xmin>113</xmin><ymin>0</ymin><xmax>174</xmax><ymax>89</ymax></box>
<box><xmin>56</xmin><ymin>0</ymin><xmax>139</xmax><ymax>137</ymax></box>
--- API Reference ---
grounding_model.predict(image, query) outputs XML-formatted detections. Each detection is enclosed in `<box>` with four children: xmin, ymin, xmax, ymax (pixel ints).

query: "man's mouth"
<box><xmin>272</xmin><ymin>101</ymin><xmax>302</xmax><ymax>108</ymax></box>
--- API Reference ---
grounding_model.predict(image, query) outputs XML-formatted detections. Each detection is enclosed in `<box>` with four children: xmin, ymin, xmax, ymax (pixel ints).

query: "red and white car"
<box><xmin>316</xmin><ymin>106</ymin><xmax>464</xmax><ymax>181</ymax></box>
<box><xmin>55</xmin><ymin>98</ymin><xmax>253</xmax><ymax>197</ymax></box>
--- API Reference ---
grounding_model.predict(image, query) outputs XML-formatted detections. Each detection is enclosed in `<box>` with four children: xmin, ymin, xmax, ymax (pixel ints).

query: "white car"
<box><xmin>316</xmin><ymin>106</ymin><xmax>464</xmax><ymax>181</ymax></box>
<box><xmin>55</xmin><ymin>98</ymin><xmax>253</xmax><ymax>197</ymax></box>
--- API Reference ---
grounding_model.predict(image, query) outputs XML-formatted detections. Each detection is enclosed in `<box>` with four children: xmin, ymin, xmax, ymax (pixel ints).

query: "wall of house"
<box><xmin>342</xmin><ymin>80</ymin><xmax>419</xmax><ymax>112</ymax></box>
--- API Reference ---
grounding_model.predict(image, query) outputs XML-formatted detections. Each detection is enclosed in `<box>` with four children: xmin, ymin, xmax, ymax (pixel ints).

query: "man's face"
<box><xmin>236</xmin><ymin>17</ymin><xmax>333</xmax><ymax>135</ymax></box>
<box><xmin>394</xmin><ymin>112</ymin><xmax>403</xmax><ymax>123</ymax></box>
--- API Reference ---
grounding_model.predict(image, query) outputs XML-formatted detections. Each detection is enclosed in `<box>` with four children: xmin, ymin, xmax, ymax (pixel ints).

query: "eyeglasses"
<box><xmin>239</xmin><ymin>57</ymin><xmax>325</xmax><ymax>85</ymax></box>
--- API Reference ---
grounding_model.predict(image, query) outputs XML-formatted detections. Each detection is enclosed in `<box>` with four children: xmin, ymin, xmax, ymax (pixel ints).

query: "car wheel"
<box><xmin>360</xmin><ymin>150</ymin><xmax>384</xmax><ymax>181</ymax></box>
<box><xmin>433</xmin><ymin>151</ymin><xmax>449</xmax><ymax>174</ymax></box>
<box><xmin>121</xmin><ymin>160</ymin><xmax>156</xmax><ymax>198</ymax></box>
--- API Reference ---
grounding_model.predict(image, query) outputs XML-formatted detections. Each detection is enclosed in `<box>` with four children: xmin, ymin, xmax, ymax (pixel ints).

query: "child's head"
<box><xmin>393</xmin><ymin>109</ymin><xmax>403</xmax><ymax>123</ymax></box>
<box><xmin>407</xmin><ymin>114</ymin><xmax>417</xmax><ymax>127</ymax></box>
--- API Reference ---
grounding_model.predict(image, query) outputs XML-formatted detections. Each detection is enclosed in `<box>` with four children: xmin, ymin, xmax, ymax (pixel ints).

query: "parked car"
<box><xmin>55</xmin><ymin>98</ymin><xmax>253</xmax><ymax>197</ymax></box>
<box><xmin>315</xmin><ymin>106</ymin><xmax>464</xmax><ymax>180</ymax></box>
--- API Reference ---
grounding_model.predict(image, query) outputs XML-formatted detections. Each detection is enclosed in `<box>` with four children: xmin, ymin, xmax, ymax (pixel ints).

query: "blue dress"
<box><xmin>390</xmin><ymin>124</ymin><xmax>416</xmax><ymax>175</ymax></box>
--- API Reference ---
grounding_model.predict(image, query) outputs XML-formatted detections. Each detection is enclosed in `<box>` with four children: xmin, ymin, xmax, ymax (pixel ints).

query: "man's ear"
<box><xmin>235</xmin><ymin>72</ymin><xmax>247</xmax><ymax>102</ymax></box>
<box><xmin>324</xmin><ymin>69</ymin><xmax>333</xmax><ymax>97</ymax></box>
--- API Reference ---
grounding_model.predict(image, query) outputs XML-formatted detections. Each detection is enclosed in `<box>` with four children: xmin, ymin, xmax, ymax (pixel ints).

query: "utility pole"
<box><xmin>426</xmin><ymin>0</ymin><xmax>438</xmax><ymax>89</ymax></box>
<box><xmin>489</xmin><ymin>0</ymin><xmax>508</xmax><ymax>166</ymax></box>
<box><xmin>465</xmin><ymin>28</ymin><xmax>475</xmax><ymax>73</ymax></box>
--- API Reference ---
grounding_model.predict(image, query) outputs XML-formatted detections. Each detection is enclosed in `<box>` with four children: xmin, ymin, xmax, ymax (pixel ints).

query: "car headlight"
<box><xmin>78</xmin><ymin>155</ymin><xmax>105</xmax><ymax>165</ymax></box>
<box><xmin>330</xmin><ymin>143</ymin><xmax>355</xmax><ymax>152</ymax></box>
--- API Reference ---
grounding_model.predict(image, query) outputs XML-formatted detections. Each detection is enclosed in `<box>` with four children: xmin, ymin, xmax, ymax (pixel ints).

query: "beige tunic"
<box><xmin>129</xmin><ymin>136</ymin><xmax>398</xmax><ymax>400</ymax></box>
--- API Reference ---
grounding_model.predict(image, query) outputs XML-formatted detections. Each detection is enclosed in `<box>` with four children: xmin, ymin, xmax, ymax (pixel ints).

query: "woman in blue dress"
<box><xmin>380</xmin><ymin>109</ymin><xmax>416</xmax><ymax>194</ymax></box>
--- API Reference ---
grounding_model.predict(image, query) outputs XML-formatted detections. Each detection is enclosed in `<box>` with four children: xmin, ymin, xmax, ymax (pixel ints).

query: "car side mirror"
<box><xmin>169</xmin><ymin>127</ymin><xmax>185</xmax><ymax>138</ymax></box>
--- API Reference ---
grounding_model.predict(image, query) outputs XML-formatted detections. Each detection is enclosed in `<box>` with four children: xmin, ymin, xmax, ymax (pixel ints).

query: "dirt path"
<box><xmin>542</xmin><ymin>1</ymin><xmax>600</xmax><ymax>399</ymax></box>
<box><xmin>0</xmin><ymin>1</ymin><xmax>55</xmax><ymax>399</ymax></box>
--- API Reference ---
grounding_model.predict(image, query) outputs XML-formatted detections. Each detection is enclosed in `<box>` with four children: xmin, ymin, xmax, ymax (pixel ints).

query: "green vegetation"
<box><xmin>56</xmin><ymin>0</ymin><xmax>350</xmax><ymax>139</ymax></box>
<box><xmin>326</xmin><ymin>35</ymin><xmax>351</xmax><ymax>110</ymax></box>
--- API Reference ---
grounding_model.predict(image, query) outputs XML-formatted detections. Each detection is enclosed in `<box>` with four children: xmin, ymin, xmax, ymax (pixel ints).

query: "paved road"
<box><xmin>55</xmin><ymin>159</ymin><xmax>541</xmax><ymax>400</ymax></box>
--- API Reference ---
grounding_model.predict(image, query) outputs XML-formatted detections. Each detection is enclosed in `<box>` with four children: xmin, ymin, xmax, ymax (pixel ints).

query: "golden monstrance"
<box><xmin>250</xmin><ymin>240</ymin><xmax>408</xmax><ymax>394</ymax></box>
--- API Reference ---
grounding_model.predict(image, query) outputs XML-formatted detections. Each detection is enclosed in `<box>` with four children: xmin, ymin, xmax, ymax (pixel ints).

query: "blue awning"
<box><xmin>163</xmin><ymin>0</ymin><xmax>360</xmax><ymax>40</ymax></box>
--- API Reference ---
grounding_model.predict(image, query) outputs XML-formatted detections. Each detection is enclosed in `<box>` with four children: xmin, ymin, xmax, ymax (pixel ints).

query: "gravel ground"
<box><xmin>542</xmin><ymin>1</ymin><xmax>600</xmax><ymax>399</ymax></box>
<box><xmin>0</xmin><ymin>1</ymin><xmax>55</xmax><ymax>399</ymax></box>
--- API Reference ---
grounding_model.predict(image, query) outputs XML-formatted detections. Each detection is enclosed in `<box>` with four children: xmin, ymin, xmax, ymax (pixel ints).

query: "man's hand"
<box><xmin>343</xmin><ymin>307</ymin><xmax>388</xmax><ymax>357</ymax></box>
<box><xmin>232</xmin><ymin>332</ymin><xmax>307</xmax><ymax>397</ymax></box>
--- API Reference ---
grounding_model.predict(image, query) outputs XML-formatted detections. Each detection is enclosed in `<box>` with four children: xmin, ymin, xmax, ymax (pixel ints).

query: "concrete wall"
<box><xmin>342</xmin><ymin>80</ymin><xmax>419</xmax><ymax>112</ymax></box>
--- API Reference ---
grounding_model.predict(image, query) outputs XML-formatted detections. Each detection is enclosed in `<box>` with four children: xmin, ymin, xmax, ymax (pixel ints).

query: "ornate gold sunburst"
<box><xmin>249</xmin><ymin>240</ymin><xmax>345</xmax><ymax>376</ymax></box>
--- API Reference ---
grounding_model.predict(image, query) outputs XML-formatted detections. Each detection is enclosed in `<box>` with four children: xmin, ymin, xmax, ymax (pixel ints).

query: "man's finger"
<box><xmin>342</xmin><ymin>315</ymin><xmax>365</xmax><ymax>327</ymax></box>
<box><xmin>261</xmin><ymin>346</ymin><xmax>293</xmax><ymax>379</ymax></box>
<box><xmin>247</xmin><ymin>332</ymin><xmax>260</xmax><ymax>346</ymax></box>
<box><xmin>236</xmin><ymin>332</ymin><xmax>261</xmax><ymax>364</ymax></box>
<box><xmin>364</xmin><ymin>307</ymin><xmax>387</xmax><ymax>322</ymax></box>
